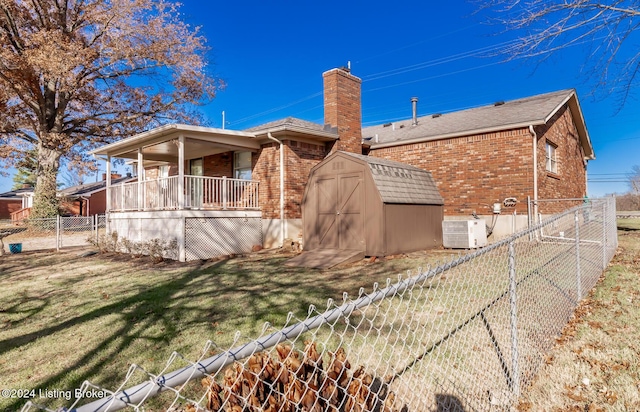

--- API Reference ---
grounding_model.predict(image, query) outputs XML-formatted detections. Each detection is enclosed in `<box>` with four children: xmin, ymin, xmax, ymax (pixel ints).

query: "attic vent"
<box><xmin>494</xmin><ymin>101</ymin><xmax>505</xmax><ymax>106</ymax></box>
<box><xmin>432</xmin><ymin>113</ymin><xmax>442</xmax><ymax>118</ymax></box>
<box><xmin>383</xmin><ymin>122</ymin><xmax>392</xmax><ymax>127</ymax></box>
<box><xmin>399</xmin><ymin>124</ymin><xmax>405</xmax><ymax>129</ymax></box>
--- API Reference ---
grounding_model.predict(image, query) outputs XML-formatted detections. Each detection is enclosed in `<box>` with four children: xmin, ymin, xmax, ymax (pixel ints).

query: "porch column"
<box><xmin>138</xmin><ymin>149</ymin><xmax>144</xmax><ymax>210</ymax></box>
<box><xmin>106</xmin><ymin>155</ymin><xmax>111</xmax><ymax>212</ymax></box>
<box><xmin>178</xmin><ymin>135</ymin><xmax>185</xmax><ymax>209</ymax></box>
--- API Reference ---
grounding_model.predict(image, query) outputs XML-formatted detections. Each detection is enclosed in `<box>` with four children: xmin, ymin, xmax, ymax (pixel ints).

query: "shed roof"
<box><xmin>362</xmin><ymin>89</ymin><xmax>594</xmax><ymax>160</ymax></box>
<box><xmin>340</xmin><ymin>152</ymin><xmax>444</xmax><ymax>205</ymax></box>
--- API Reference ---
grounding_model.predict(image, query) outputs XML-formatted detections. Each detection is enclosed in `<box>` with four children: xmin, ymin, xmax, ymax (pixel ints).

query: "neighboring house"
<box><xmin>0</xmin><ymin>187</ymin><xmax>33</xmax><ymax>220</ymax></box>
<box><xmin>363</xmin><ymin>89</ymin><xmax>594</xmax><ymax>233</ymax></box>
<box><xmin>91</xmin><ymin>67</ymin><xmax>595</xmax><ymax>261</ymax></box>
<box><xmin>59</xmin><ymin>173</ymin><xmax>135</xmax><ymax>216</ymax></box>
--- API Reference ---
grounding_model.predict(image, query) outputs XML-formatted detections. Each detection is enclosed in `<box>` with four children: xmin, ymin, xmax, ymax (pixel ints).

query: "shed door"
<box><xmin>316</xmin><ymin>173</ymin><xmax>364</xmax><ymax>250</ymax></box>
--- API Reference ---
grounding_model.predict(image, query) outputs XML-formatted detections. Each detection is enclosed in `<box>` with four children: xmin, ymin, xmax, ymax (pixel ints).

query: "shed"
<box><xmin>302</xmin><ymin>151</ymin><xmax>444</xmax><ymax>257</ymax></box>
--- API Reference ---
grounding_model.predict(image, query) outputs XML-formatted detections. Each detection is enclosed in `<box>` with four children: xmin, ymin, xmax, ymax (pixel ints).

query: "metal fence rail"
<box><xmin>21</xmin><ymin>198</ymin><xmax>618</xmax><ymax>412</ymax></box>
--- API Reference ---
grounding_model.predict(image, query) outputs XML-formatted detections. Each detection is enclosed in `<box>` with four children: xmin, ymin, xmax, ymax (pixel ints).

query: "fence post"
<box><xmin>508</xmin><ymin>240</ymin><xmax>520</xmax><ymax>396</ymax></box>
<box><xmin>222</xmin><ymin>176</ymin><xmax>228</xmax><ymax>210</ymax></box>
<box><xmin>602</xmin><ymin>201</ymin><xmax>607</xmax><ymax>271</ymax></box>
<box><xmin>180</xmin><ymin>216</ymin><xmax>186</xmax><ymax>262</ymax></box>
<box><xmin>575</xmin><ymin>210</ymin><xmax>582</xmax><ymax>300</ymax></box>
<box><xmin>56</xmin><ymin>215</ymin><xmax>61</xmax><ymax>252</ymax></box>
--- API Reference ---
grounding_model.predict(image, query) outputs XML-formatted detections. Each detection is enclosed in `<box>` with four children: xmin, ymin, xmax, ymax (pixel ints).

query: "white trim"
<box><xmin>110</xmin><ymin>209</ymin><xmax>262</xmax><ymax>219</ymax></box>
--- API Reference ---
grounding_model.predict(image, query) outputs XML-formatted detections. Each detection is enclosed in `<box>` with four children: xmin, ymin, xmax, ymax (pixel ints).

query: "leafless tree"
<box><xmin>0</xmin><ymin>0</ymin><xmax>221</xmax><ymax>217</ymax></box>
<box><xmin>629</xmin><ymin>165</ymin><xmax>640</xmax><ymax>194</ymax></box>
<box><xmin>480</xmin><ymin>1</ymin><xmax>640</xmax><ymax>104</ymax></box>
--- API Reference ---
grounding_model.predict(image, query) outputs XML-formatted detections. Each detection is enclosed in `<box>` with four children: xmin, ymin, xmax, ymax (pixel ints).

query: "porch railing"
<box><xmin>10</xmin><ymin>207</ymin><xmax>31</xmax><ymax>223</ymax></box>
<box><xmin>109</xmin><ymin>175</ymin><xmax>260</xmax><ymax>212</ymax></box>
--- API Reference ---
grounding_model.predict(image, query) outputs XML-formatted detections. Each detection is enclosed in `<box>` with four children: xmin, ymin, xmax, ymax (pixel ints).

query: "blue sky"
<box><xmin>1</xmin><ymin>0</ymin><xmax>637</xmax><ymax>196</ymax></box>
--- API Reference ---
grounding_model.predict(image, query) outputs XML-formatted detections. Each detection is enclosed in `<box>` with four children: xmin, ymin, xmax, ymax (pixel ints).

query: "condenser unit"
<box><xmin>442</xmin><ymin>220</ymin><xmax>488</xmax><ymax>249</ymax></box>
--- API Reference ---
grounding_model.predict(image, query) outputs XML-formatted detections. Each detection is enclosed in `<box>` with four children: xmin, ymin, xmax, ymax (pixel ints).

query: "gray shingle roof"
<box><xmin>60</xmin><ymin>176</ymin><xmax>133</xmax><ymax>197</ymax></box>
<box><xmin>0</xmin><ymin>187</ymin><xmax>33</xmax><ymax>199</ymax></box>
<box><xmin>245</xmin><ymin>117</ymin><xmax>332</xmax><ymax>134</ymax></box>
<box><xmin>341</xmin><ymin>152</ymin><xmax>444</xmax><ymax>205</ymax></box>
<box><xmin>363</xmin><ymin>89</ymin><xmax>575</xmax><ymax>147</ymax></box>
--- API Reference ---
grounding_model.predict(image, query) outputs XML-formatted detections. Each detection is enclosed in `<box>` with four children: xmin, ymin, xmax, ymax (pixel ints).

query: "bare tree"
<box><xmin>0</xmin><ymin>0</ymin><xmax>220</xmax><ymax>217</ymax></box>
<box><xmin>629</xmin><ymin>165</ymin><xmax>640</xmax><ymax>194</ymax></box>
<box><xmin>480</xmin><ymin>1</ymin><xmax>640</xmax><ymax>103</ymax></box>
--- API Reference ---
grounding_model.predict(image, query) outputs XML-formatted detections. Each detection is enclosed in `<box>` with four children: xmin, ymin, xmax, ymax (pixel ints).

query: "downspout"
<box><xmin>529</xmin><ymin>125</ymin><xmax>539</xmax><ymax>223</ymax></box>
<box><xmin>267</xmin><ymin>132</ymin><xmax>285</xmax><ymax>247</ymax></box>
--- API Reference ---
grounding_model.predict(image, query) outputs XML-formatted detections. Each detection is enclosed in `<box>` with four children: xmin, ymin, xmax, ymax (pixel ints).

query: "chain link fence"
<box><xmin>21</xmin><ymin>198</ymin><xmax>617</xmax><ymax>412</ymax></box>
<box><xmin>0</xmin><ymin>215</ymin><xmax>105</xmax><ymax>254</ymax></box>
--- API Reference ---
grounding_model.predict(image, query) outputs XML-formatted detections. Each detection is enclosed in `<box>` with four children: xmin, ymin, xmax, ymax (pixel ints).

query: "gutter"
<box><xmin>529</xmin><ymin>125</ymin><xmax>539</xmax><ymax>223</ymax></box>
<box><xmin>267</xmin><ymin>132</ymin><xmax>285</xmax><ymax>247</ymax></box>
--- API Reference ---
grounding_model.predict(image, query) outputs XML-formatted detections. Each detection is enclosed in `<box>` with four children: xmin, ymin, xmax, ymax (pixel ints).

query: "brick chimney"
<box><xmin>102</xmin><ymin>173</ymin><xmax>122</xmax><ymax>181</ymax></box>
<box><xmin>323</xmin><ymin>67</ymin><xmax>362</xmax><ymax>154</ymax></box>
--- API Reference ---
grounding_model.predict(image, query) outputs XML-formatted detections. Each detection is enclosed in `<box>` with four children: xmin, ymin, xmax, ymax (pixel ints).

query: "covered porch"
<box><xmin>90</xmin><ymin>124</ymin><xmax>264</xmax><ymax>261</ymax></box>
<box><xmin>91</xmin><ymin>124</ymin><xmax>262</xmax><ymax>213</ymax></box>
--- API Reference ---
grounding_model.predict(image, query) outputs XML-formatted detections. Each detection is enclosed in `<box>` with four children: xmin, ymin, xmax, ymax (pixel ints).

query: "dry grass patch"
<box><xmin>0</xmin><ymin>247</ymin><xmax>453</xmax><ymax>411</ymax></box>
<box><xmin>518</xmin><ymin>220</ymin><xmax>640</xmax><ymax>411</ymax></box>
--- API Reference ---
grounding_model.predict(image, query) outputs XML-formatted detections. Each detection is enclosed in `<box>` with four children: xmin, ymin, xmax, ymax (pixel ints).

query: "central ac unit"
<box><xmin>442</xmin><ymin>220</ymin><xmax>488</xmax><ymax>249</ymax></box>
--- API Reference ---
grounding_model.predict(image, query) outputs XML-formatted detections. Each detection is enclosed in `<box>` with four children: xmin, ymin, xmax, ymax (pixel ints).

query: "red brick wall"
<box><xmin>283</xmin><ymin>140</ymin><xmax>326</xmax><ymax>219</ymax></box>
<box><xmin>252</xmin><ymin>140</ymin><xmax>327</xmax><ymax>219</ymax></box>
<box><xmin>323</xmin><ymin>68</ymin><xmax>362</xmax><ymax>155</ymax></box>
<box><xmin>371</xmin><ymin>128</ymin><xmax>534</xmax><ymax>216</ymax></box>
<box><xmin>535</xmin><ymin>104</ymin><xmax>588</xmax><ymax>214</ymax></box>
<box><xmin>60</xmin><ymin>200</ymin><xmax>82</xmax><ymax>216</ymax></box>
<box><xmin>253</xmin><ymin>143</ymin><xmax>281</xmax><ymax>219</ymax></box>
<box><xmin>369</xmin><ymin>103</ymin><xmax>588</xmax><ymax>217</ymax></box>
<box><xmin>89</xmin><ymin>190</ymin><xmax>107</xmax><ymax>215</ymax></box>
<box><xmin>0</xmin><ymin>199</ymin><xmax>22</xmax><ymax>219</ymax></box>
<box><xmin>203</xmin><ymin>153</ymin><xmax>233</xmax><ymax>177</ymax></box>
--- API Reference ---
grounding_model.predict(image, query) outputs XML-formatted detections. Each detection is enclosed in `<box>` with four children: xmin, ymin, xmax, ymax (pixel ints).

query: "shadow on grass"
<box><xmin>617</xmin><ymin>224</ymin><xmax>640</xmax><ymax>231</ymax></box>
<box><xmin>1</xmin><ymin>251</ymin><xmax>418</xmax><ymax>410</ymax></box>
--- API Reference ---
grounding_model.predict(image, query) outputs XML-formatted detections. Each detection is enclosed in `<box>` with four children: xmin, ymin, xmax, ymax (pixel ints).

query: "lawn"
<box><xmin>0</xmin><ymin>246</ymin><xmax>452</xmax><ymax>411</ymax></box>
<box><xmin>0</xmin><ymin>217</ymin><xmax>630</xmax><ymax>411</ymax></box>
<box><xmin>517</xmin><ymin>218</ymin><xmax>640</xmax><ymax>410</ymax></box>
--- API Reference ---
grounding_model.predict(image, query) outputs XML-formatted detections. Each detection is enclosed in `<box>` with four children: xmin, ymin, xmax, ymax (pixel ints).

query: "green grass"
<box><xmin>0</xmin><ymin>247</ymin><xmax>452</xmax><ymax>411</ymax></box>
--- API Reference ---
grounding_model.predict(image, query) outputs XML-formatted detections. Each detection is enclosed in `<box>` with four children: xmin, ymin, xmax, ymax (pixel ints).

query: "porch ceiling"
<box><xmin>90</xmin><ymin>124</ymin><xmax>261</xmax><ymax>161</ymax></box>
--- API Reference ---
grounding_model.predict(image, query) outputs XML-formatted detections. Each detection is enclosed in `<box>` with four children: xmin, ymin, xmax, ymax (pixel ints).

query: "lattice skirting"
<box><xmin>185</xmin><ymin>217</ymin><xmax>262</xmax><ymax>260</ymax></box>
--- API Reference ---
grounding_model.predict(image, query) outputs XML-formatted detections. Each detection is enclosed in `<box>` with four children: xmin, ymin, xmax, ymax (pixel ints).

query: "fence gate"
<box><xmin>184</xmin><ymin>216</ymin><xmax>262</xmax><ymax>260</ymax></box>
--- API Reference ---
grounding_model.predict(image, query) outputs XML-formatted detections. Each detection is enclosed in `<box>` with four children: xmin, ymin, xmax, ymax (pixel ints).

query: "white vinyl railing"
<box><xmin>109</xmin><ymin>176</ymin><xmax>260</xmax><ymax>212</ymax></box>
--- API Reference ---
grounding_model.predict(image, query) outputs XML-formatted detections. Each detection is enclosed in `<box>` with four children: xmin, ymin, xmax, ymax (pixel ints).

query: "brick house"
<box><xmin>0</xmin><ymin>187</ymin><xmax>33</xmax><ymax>220</ymax></box>
<box><xmin>59</xmin><ymin>173</ymin><xmax>135</xmax><ymax>216</ymax></box>
<box><xmin>92</xmin><ymin>67</ymin><xmax>594</xmax><ymax>260</ymax></box>
<box><xmin>363</xmin><ymin>89</ymin><xmax>594</xmax><ymax>233</ymax></box>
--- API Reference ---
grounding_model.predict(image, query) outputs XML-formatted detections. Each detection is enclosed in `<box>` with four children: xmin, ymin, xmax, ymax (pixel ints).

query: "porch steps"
<box><xmin>285</xmin><ymin>249</ymin><xmax>365</xmax><ymax>269</ymax></box>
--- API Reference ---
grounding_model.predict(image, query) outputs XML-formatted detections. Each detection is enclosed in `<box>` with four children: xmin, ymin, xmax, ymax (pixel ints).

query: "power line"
<box><xmin>354</xmin><ymin>24</ymin><xmax>480</xmax><ymax>64</ymax></box>
<box><xmin>227</xmin><ymin>92</ymin><xmax>322</xmax><ymax>127</ymax></box>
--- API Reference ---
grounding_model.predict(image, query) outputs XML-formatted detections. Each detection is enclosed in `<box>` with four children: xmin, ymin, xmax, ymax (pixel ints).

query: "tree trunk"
<box><xmin>31</xmin><ymin>146</ymin><xmax>62</xmax><ymax>218</ymax></box>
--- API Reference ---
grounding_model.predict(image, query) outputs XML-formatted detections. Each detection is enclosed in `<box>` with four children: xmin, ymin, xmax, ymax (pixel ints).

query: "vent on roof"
<box><xmin>494</xmin><ymin>101</ymin><xmax>505</xmax><ymax>106</ymax></box>
<box><xmin>383</xmin><ymin>122</ymin><xmax>392</xmax><ymax>127</ymax></box>
<box><xmin>432</xmin><ymin>113</ymin><xmax>442</xmax><ymax>118</ymax></box>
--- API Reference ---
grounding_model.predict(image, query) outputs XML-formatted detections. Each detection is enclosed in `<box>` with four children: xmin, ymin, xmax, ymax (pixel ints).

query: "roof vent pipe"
<box><xmin>411</xmin><ymin>97</ymin><xmax>418</xmax><ymax>126</ymax></box>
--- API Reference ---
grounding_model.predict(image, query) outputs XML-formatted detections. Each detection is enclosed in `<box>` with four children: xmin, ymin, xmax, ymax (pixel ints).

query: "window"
<box><xmin>545</xmin><ymin>142</ymin><xmax>557</xmax><ymax>174</ymax></box>
<box><xmin>234</xmin><ymin>151</ymin><xmax>252</xmax><ymax>180</ymax></box>
<box><xmin>189</xmin><ymin>158</ymin><xmax>203</xmax><ymax>176</ymax></box>
<box><xmin>159</xmin><ymin>165</ymin><xmax>170</xmax><ymax>178</ymax></box>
